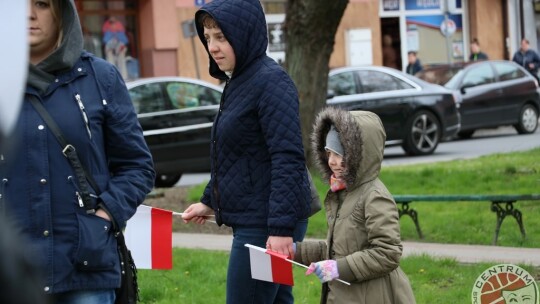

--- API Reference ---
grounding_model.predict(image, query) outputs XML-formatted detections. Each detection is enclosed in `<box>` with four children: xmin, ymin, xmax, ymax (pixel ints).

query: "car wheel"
<box><xmin>154</xmin><ymin>173</ymin><xmax>182</xmax><ymax>188</ymax></box>
<box><xmin>402</xmin><ymin>110</ymin><xmax>441</xmax><ymax>156</ymax></box>
<box><xmin>457</xmin><ymin>130</ymin><xmax>475</xmax><ymax>139</ymax></box>
<box><xmin>514</xmin><ymin>104</ymin><xmax>539</xmax><ymax>134</ymax></box>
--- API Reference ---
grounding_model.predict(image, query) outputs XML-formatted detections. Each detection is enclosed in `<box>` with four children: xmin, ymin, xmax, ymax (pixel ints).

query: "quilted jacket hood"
<box><xmin>195</xmin><ymin>0</ymin><xmax>268</xmax><ymax>80</ymax></box>
<box><xmin>312</xmin><ymin>108</ymin><xmax>387</xmax><ymax>189</ymax></box>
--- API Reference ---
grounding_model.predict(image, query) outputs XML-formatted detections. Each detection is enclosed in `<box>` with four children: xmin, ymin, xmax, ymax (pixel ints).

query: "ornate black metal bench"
<box><xmin>393</xmin><ymin>194</ymin><xmax>540</xmax><ymax>245</ymax></box>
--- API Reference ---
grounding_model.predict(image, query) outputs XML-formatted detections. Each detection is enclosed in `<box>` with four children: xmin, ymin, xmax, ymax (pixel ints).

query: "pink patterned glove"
<box><xmin>305</xmin><ymin>260</ymin><xmax>339</xmax><ymax>283</ymax></box>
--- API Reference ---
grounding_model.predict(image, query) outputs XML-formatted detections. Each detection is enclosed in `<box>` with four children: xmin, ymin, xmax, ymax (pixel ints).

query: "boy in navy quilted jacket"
<box><xmin>181</xmin><ymin>0</ymin><xmax>311</xmax><ymax>303</ymax></box>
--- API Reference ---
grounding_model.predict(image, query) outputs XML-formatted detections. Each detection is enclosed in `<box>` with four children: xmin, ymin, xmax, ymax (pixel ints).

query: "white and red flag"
<box><xmin>125</xmin><ymin>205</ymin><xmax>173</xmax><ymax>270</ymax></box>
<box><xmin>245</xmin><ymin>244</ymin><xmax>294</xmax><ymax>286</ymax></box>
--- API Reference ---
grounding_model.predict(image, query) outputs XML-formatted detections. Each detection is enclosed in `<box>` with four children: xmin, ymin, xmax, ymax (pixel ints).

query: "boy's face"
<box><xmin>326</xmin><ymin>150</ymin><xmax>345</xmax><ymax>178</ymax></box>
<box><xmin>204</xmin><ymin>26</ymin><xmax>236</xmax><ymax>73</ymax></box>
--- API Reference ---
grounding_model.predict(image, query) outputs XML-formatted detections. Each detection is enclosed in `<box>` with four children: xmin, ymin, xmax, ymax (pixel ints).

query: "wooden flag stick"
<box><xmin>172</xmin><ymin>212</ymin><xmax>216</xmax><ymax>224</ymax></box>
<box><xmin>245</xmin><ymin>244</ymin><xmax>351</xmax><ymax>286</ymax></box>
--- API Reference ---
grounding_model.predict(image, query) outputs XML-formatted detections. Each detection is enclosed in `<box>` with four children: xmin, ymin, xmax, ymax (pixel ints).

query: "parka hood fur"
<box><xmin>311</xmin><ymin>108</ymin><xmax>386</xmax><ymax>189</ymax></box>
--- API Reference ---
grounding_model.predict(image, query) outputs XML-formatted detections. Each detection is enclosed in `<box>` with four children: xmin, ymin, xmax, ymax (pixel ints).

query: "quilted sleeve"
<box><xmin>257</xmin><ymin>68</ymin><xmax>309</xmax><ymax>236</ymax></box>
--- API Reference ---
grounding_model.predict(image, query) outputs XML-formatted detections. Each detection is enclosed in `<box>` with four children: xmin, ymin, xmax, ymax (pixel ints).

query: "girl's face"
<box><xmin>28</xmin><ymin>0</ymin><xmax>59</xmax><ymax>64</ymax></box>
<box><xmin>204</xmin><ymin>26</ymin><xmax>236</xmax><ymax>73</ymax></box>
<box><xmin>327</xmin><ymin>150</ymin><xmax>345</xmax><ymax>178</ymax></box>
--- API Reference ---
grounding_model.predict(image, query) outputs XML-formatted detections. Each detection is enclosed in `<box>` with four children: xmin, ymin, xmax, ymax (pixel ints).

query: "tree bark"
<box><xmin>284</xmin><ymin>0</ymin><xmax>348</xmax><ymax>164</ymax></box>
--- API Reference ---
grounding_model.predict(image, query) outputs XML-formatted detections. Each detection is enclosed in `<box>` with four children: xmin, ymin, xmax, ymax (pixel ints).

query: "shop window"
<box><xmin>76</xmin><ymin>0</ymin><xmax>139</xmax><ymax>81</ymax></box>
<box><xmin>262</xmin><ymin>0</ymin><xmax>286</xmax><ymax>14</ymax></box>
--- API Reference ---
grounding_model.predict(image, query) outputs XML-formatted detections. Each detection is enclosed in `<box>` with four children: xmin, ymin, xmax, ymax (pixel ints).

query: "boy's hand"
<box><xmin>181</xmin><ymin>202</ymin><xmax>214</xmax><ymax>224</ymax></box>
<box><xmin>266</xmin><ymin>236</ymin><xmax>294</xmax><ymax>259</ymax></box>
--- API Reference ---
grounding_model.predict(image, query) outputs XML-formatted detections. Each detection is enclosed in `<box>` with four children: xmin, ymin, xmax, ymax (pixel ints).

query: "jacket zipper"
<box><xmin>68</xmin><ymin>175</ymin><xmax>85</xmax><ymax>208</ymax></box>
<box><xmin>74</xmin><ymin>94</ymin><xmax>92</xmax><ymax>139</ymax></box>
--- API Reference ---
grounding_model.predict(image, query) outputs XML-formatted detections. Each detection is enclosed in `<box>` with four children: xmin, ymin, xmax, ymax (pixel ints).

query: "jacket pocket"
<box><xmin>75</xmin><ymin>213</ymin><xmax>117</xmax><ymax>272</ymax></box>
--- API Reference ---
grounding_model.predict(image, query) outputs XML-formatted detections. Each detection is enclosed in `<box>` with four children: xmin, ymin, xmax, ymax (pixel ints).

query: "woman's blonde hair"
<box><xmin>49</xmin><ymin>0</ymin><xmax>63</xmax><ymax>48</ymax></box>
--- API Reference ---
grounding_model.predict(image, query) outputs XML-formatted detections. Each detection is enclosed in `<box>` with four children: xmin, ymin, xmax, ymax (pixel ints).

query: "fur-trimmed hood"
<box><xmin>311</xmin><ymin>108</ymin><xmax>386</xmax><ymax>189</ymax></box>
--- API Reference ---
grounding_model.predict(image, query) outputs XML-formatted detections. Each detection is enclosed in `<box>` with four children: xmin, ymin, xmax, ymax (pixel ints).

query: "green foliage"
<box><xmin>138</xmin><ymin>249</ymin><xmax>540</xmax><ymax>304</ymax></box>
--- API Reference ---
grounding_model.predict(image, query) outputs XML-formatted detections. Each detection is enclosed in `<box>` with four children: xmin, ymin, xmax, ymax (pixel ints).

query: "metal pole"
<box><xmin>444</xmin><ymin>0</ymin><xmax>452</xmax><ymax>64</ymax></box>
<box><xmin>191</xmin><ymin>36</ymin><xmax>201</xmax><ymax>79</ymax></box>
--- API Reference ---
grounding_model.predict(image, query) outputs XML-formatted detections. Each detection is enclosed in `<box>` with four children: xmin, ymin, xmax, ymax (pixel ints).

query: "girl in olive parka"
<box><xmin>296</xmin><ymin>108</ymin><xmax>416</xmax><ymax>304</ymax></box>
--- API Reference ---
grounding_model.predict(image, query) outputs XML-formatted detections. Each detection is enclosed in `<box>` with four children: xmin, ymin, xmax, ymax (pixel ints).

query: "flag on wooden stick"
<box><xmin>245</xmin><ymin>244</ymin><xmax>294</xmax><ymax>286</ymax></box>
<box><xmin>125</xmin><ymin>205</ymin><xmax>173</xmax><ymax>269</ymax></box>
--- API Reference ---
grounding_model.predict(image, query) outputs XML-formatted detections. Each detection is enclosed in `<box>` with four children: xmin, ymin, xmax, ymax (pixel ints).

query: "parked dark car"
<box><xmin>417</xmin><ymin>60</ymin><xmax>540</xmax><ymax>138</ymax></box>
<box><xmin>328</xmin><ymin>66</ymin><xmax>460</xmax><ymax>155</ymax></box>
<box><xmin>126</xmin><ymin>77</ymin><xmax>223</xmax><ymax>187</ymax></box>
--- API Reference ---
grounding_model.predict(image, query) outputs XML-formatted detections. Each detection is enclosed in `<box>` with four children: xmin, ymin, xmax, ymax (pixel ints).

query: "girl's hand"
<box><xmin>306</xmin><ymin>260</ymin><xmax>339</xmax><ymax>283</ymax></box>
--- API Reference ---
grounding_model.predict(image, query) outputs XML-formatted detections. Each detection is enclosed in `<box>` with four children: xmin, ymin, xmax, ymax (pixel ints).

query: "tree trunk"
<box><xmin>284</xmin><ymin>0</ymin><xmax>348</xmax><ymax>165</ymax></box>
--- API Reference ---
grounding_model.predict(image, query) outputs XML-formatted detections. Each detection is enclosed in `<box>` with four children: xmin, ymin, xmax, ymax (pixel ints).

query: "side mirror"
<box><xmin>460</xmin><ymin>84</ymin><xmax>472</xmax><ymax>94</ymax></box>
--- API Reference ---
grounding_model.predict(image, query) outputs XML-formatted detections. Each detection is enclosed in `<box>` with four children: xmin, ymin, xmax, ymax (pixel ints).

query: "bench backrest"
<box><xmin>393</xmin><ymin>194</ymin><xmax>540</xmax><ymax>203</ymax></box>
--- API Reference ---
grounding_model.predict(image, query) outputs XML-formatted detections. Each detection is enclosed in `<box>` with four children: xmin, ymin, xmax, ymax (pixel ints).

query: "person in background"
<box><xmin>382</xmin><ymin>34</ymin><xmax>399</xmax><ymax>69</ymax></box>
<box><xmin>513</xmin><ymin>38</ymin><xmax>540</xmax><ymax>81</ymax></box>
<box><xmin>469</xmin><ymin>38</ymin><xmax>488</xmax><ymax>61</ymax></box>
<box><xmin>181</xmin><ymin>0</ymin><xmax>311</xmax><ymax>303</ymax></box>
<box><xmin>102</xmin><ymin>15</ymin><xmax>128</xmax><ymax>79</ymax></box>
<box><xmin>406</xmin><ymin>51</ymin><xmax>423</xmax><ymax>75</ymax></box>
<box><xmin>1</xmin><ymin>1</ymin><xmax>155</xmax><ymax>303</ymax></box>
<box><xmin>294</xmin><ymin>107</ymin><xmax>416</xmax><ymax>304</ymax></box>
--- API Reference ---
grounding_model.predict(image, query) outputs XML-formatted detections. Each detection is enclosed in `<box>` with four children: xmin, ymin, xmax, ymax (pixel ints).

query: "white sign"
<box><xmin>0</xmin><ymin>1</ymin><xmax>27</xmax><ymax>136</ymax></box>
<box><xmin>407</xmin><ymin>29</ymin><xmax>419</xmax><ymax>52</ymax></box>
<box><xmin>440</xmin><ymin>19</ymin><xmax>456</xmax><ymax>37</ymax></box>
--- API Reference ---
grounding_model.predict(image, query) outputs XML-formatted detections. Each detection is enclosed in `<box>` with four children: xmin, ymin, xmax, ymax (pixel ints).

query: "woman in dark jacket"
<box><xmin>1</xmin><ymin>1</ymin><xmax>155</xmax><ymax>303</ymax></box>
<box><xmin>181</xmin><ymin>0</ymin><xmax>311</xmax><ymax>303</ymax></box>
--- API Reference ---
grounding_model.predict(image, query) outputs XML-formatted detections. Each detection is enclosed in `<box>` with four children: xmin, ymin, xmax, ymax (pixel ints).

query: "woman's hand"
<box><xmin>94</xmin><ymin>208</ymin><xmax>111</xmax><ymax>221</ymax></box>
<box><xmin>182</xmin><ymin>202</ymin><xmax>214</xmax><ymax>224</ymax></box>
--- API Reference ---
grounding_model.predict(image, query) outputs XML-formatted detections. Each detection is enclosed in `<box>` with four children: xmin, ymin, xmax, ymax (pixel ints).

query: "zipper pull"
<box><xmin>76</xmin><ymin>191</ymin><xmax>84</xmax><ymax>207</ymax></box>
<box><xmin>74</xmin><ymin>94</ymin><xmax>92</xmax><ymax>139</ymax></box>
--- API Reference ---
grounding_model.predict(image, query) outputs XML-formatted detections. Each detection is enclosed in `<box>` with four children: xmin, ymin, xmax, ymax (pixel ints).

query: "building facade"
<box><xmin>74</xmin><ymin>0</ymin><xmax>540</xmax><ymax>84</ymax></box>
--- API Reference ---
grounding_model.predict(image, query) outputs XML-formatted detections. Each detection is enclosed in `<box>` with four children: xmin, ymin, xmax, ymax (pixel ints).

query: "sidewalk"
<box><xmin>173</xmin><ymin>232</ymin><xmax>540</xmax><ymax>266</ymax></box>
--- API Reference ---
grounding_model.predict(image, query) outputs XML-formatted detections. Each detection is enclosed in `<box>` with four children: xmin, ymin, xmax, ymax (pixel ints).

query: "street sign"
<box><xmin>195</xmin><ymin>0</ymin><xmax>205</xmax><ymax>6</ymax></box>
<box><xmin>440</xmin><ymin>19</ymin><xmax>456</xmax><ymax>37</ymax></box>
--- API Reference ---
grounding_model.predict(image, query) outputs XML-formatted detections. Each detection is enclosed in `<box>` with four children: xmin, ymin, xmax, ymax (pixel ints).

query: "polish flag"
<box><xmin>245</xmin><ymin>244</ymin><xmax>294</xmax><ymax>286</ymax></box>
<box><xmin>124</xmin><ymin>205</ymin><xmax>173</xmax><ymax>269</ymax></box>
